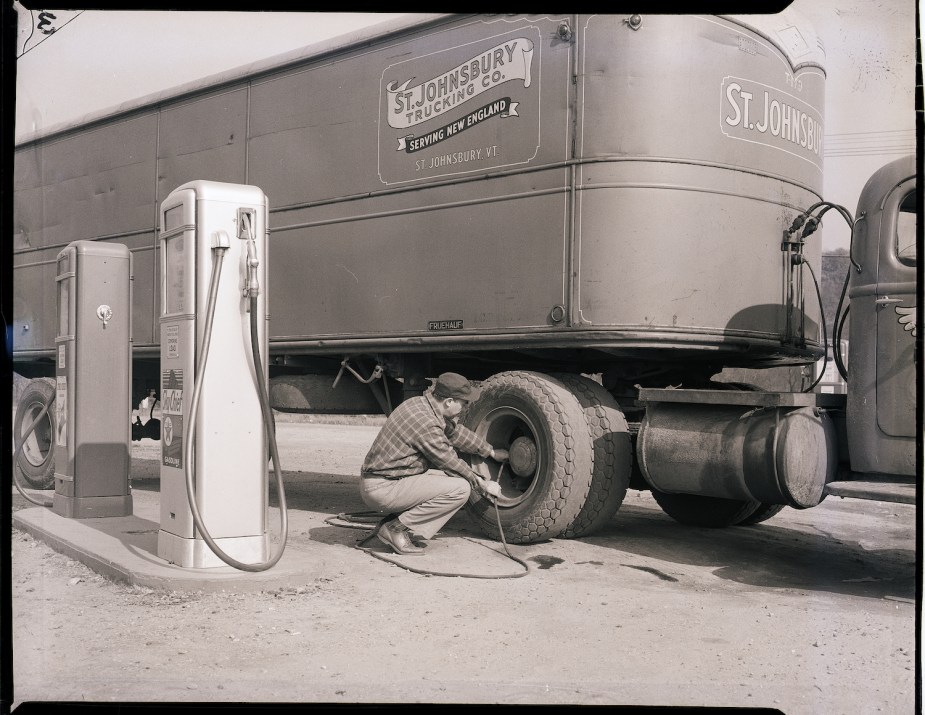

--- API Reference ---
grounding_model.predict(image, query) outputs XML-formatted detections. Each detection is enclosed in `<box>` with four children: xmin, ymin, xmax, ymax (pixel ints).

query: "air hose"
<box><xmin>328</xmin><ymin>464</ymin><xmax>530</xmax><ymax>578</ymax></box>
<box><xmin>800</xmin><ymin>258</ymin><xmax>828</xmax><ymax>393</ymax></box>
<box><xmin>182</xmin><ymin>242</ymin><xmax>288</xmax><ymax>572</ymax></box>
<box><xmin>786</xmin><ymin>201</ymin><xmax>856</xmax><ymax>387</ymax></box>
<box><xmin>11</xmin><ymin>397</ymin><xmax>55</xmax><ymax>508</ymax></box>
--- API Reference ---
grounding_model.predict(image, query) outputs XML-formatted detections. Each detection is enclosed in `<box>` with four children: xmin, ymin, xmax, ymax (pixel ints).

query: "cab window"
<box><xmin>896</xmin><ymin>190</ymin><xmax>916</xmax><ymax>266</ymax></box>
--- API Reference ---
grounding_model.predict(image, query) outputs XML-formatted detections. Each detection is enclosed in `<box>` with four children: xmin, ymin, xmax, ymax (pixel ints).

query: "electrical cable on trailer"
<box><xmin>182</xmin><ymin>225</ymin><xmax>289</xmax><ymax>572</ymax></box>
<box><xmin>333</xmin><ymin>358</ymin><xmax>393</xmax><ymax>415</ymax></box>
<box><xmin>825</xmin><ymin>204</ymin><xmax>860</xmax><ymax>382</ymax></box>
<box><xmin>786</xmin><ymin>201</ymin><xmax>856</xmax><ymax>386</ymax></box>
<box><xmin>326</xmin><ymin>463</ymin><xmax>530</xmax><ymax>579</ymax></box>
<box><xmin>800</xmin><ymin>259</ymin><xmax>829</xmax><ymax>393</ymax></box>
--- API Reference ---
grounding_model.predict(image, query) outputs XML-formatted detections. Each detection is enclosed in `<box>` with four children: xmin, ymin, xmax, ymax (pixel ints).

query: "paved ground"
<box><xmin>10</xmin><ymin>421</ymin><xmax>919</xmax><ymax>711</ymax></box>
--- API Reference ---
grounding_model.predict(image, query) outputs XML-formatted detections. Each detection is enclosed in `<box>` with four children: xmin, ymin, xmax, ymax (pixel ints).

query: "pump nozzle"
<box><xmin>236</xmin><ymin>208</ymin><xmax>260</xmax><ymax>299</ymax></box>
<box><xmin>244</xmin><ymin>236</ymin><xmax>260</xmax><ymax>299</ymax></box>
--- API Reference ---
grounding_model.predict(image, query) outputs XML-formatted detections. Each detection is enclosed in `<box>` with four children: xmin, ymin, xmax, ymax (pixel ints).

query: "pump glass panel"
<box><xmin>164</xmin><ymin>235</ymin><xmax>192</xmax><ymax>315</ymax></box>
<box><xmin>164</xmin><ymin>203</ymin><xmax>184</xmax><ymax>233</ymax></box>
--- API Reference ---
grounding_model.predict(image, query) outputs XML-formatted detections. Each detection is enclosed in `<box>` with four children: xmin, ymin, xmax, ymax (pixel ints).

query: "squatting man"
<box><xmin>359</xmin><ymin>372</ymin><xmax>509</xmax><ymax>555</ymax></box>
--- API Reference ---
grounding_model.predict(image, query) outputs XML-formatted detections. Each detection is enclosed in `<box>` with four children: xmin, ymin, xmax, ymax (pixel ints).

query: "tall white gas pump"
<box><xmin>157</xmin><ymin>180</ymin><xmax>286</xmax><ymax>570</ymax></box>
<box><xmin>53</xmin><ymin>241</ymin><xmax>133</xmax><ymax>518</ymax></box>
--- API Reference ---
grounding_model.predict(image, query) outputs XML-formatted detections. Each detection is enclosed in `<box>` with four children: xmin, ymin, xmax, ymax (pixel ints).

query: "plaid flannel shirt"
<box><xmin>361</xmin><ymin>392</ymin><xmax>492</xmax><ymax>481</ymax></box>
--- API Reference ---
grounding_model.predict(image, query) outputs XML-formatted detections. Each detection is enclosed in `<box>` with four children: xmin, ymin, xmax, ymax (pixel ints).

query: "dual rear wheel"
<box><xmin>463</xmin><ymin>371</ymin><xmax>631</xmax><ymax>543</ymax></box>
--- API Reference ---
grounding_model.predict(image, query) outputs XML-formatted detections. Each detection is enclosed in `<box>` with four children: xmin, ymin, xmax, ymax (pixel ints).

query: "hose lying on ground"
<box><xmin>326</xmin><ymin>464</ymin><xmax>529</xmax><ymax>579</ymax></box>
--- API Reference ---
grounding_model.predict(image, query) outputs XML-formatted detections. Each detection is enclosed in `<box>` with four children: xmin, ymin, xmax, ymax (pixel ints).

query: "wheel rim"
<box><xmin>20</xmin><ymin>399</ymin><xmax>53</xmax><ymax>468</ymax></box>
<box><xmin>473</xmin><ymin>405</ymin><xmax>545</xmax><ymax>509</ymax></box>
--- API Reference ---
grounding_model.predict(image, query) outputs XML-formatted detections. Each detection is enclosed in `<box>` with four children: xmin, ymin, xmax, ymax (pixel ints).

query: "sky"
<box><xmin>11</xmin><ymin>5</ymin><xmax>918</xmax><ymax>252</ymax></box>
<box><xmin>13</xmin><ymin>10</ymin><xmax>410</xmax><ymax>137</ymax></box>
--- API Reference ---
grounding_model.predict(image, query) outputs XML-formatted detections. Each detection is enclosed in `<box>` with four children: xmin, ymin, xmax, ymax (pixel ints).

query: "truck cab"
<box><xmin>844</xmin><ymin>154</ymin><xmax>917</xmax><ymax>479</ymax></box>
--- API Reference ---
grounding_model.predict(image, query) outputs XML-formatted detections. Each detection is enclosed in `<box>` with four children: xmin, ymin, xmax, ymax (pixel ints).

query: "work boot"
<box><xmin>377</xmin><ymin>519</ymin><xmax>425</xmax><ymax>556</ymax></box>
<box><xmin>407</xmin><ymin>533</ymin><xmax>427</xmax><ymax>548</ymax></box>
<box><xmin>374</xmin><ymin>513</ymin><xmax>399</xmax><ymax>530</ymax></box>
<box><xmin>375</xmin><ymin>513</ymin><xmax>425</xmax><ymax>546</ymax></box>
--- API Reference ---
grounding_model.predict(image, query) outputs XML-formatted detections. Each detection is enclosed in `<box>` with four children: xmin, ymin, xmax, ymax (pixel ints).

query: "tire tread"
<box><xmin>466</xmin><ymin>371</ymin><xmax>594</xmax><ymax>543</ymax></box>
<box><xmin>552</xmin><ymin>374</ymin><xmax>632</xmax><ymax>538</ymax></box>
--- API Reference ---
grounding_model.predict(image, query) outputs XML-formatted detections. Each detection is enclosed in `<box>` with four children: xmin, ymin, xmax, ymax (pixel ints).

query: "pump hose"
<box><xmin>11</xmin><ymin>397</ymin><xmax>55</xmax><ymax>507</ymax></box>
<box><xmin>329</xmin><ymin>464</ymin><xmax>529</xmax><ymax>578</ymax></box>
<box><xmin>182</xmin><ymin>247</ymin><xmax>288</xmax><ymax>572</ymax></box>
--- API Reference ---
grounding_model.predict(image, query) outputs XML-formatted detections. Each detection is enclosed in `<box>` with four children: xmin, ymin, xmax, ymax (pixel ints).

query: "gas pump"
<box><xmin>53</xmin><ymin>241</ymin><xmax>133</xmax><ymax>518</ymax></box>
<box><xmin>157</xmin><ymin>181</ymin><xmax>287</xmax><ymax>570</ymax></box>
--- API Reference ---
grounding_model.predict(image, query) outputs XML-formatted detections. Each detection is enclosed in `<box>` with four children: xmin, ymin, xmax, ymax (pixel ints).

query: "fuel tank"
<box><xmin>638</xmin><ymin>395</ymin><xmax>839</xmax><ymax>508</ymax></box>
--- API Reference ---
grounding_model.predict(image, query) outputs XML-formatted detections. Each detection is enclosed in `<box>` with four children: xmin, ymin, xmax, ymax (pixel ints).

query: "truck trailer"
<box><xmin>11</xmin><ymin>12</ymin><xmax>918</xmax><ymax>543</ymax></box>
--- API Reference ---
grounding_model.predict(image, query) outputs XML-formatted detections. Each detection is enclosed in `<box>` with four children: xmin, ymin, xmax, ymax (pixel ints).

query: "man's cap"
<box><xmin>432</xmin><ymin>372</ymin><xmax>481</xmax><ymax>402</ymax></box>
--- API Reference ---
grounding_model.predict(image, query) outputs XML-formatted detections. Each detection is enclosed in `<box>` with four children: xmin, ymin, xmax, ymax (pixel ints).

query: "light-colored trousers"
<box><xmin>359</xmin><ymin>471</ymin><xmax>471</xmax><ymax>539</ymax></box>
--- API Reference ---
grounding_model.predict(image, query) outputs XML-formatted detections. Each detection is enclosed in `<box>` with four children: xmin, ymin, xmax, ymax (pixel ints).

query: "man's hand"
<box><xmin>479</xmin><ymin>479</ymin><xmax>502</xmax><ymax>499</ymax></box>
<box><xmin>490</xmin><ymin>448</ymin><xmax>509</xmax><ymax>462</ymax></box>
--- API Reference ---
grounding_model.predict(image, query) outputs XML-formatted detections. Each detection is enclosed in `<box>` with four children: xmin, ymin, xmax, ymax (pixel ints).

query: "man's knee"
<box><xmin>450</xmin><ymin>477</ymin><xmax>471</xmax><ymax>502</ymax></box>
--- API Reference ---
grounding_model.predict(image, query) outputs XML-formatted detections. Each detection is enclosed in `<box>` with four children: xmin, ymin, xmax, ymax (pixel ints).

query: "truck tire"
<box><xmin>650</xmin><ymin>489</ymin><xmax>761</xmax><ymax>528</ymax></box>
<box><xmin>14</xmin><ymin>378</ymin><xmax>56</xmax><ymax>490</ymax></box>
<box><xmin>551</xmin><ymin>374</ymin><xmax>632</xmax><ymax>537</ymax></box>
<box><xmin>737</xmin><ymin>503</ymin><xmax>786</xmax><ymax>526</ymax></box>
<box><xmin>464</xmin><ymin>371</ymin><xmax>594</xmax><ymax>543</ymax></box>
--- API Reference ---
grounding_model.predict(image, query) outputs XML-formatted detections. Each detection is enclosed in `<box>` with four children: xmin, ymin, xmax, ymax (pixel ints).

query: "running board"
<box><xmin>824</xmin><ymin>476</ymin><xmax>917</xmax><ymax>504</ymax></box>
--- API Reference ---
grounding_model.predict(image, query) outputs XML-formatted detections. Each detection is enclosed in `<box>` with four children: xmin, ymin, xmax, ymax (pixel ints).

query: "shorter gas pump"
<box><xmin>53</xmin><ymin>241</ymin><xmax>133</xmax><ymax>518</ymax></box>
<box><xmin>157</xmin><ymin>180</ymin><xmax>287</xmax><ymax>570</ymax></box>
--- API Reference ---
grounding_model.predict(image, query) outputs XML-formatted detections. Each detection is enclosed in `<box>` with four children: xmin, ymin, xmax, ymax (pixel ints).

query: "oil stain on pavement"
<box><xmin>529</xmin><ymin>555</ymin><xmax>564</xmax><ymax>569</ymax></box>
<box><xmin>623</xmin><ymin>564</ymin><xmax>678</xmax><ymax>582</ymax></box>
